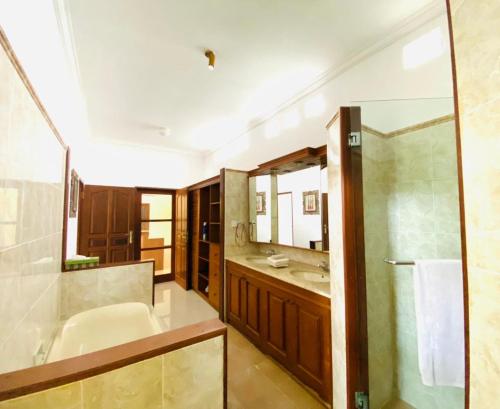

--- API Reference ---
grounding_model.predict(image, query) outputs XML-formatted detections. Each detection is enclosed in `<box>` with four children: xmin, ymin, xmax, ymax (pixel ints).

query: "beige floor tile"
<box><xmin>227</xmin><ymin>325</ymin><xmax>328</xmax><ymax>409</ymax></box>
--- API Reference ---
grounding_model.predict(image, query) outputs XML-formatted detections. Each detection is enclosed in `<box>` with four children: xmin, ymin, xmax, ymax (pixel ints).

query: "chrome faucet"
<box><xmin>265</xmin><ymin>249</ymin><xmax>277</xmax><ymax>256</ymax></box>
<box><xmin>317</xmin><ymin>261</ymin><xmax>330</xmax><ymax>273</ymax></box>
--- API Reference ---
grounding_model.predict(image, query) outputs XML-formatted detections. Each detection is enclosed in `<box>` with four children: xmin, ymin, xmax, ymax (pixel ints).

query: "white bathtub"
<box><xmin>47</xmin><ymin>302</ymin><xmax>162</xmax><ymax>362</ymax></box>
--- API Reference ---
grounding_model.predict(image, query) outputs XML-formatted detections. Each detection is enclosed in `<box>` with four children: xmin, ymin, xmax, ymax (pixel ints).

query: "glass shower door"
<box><xmin>358</xmin><ymin>98</ymin><xmax>466</xmax><ymax>409</ymax></box>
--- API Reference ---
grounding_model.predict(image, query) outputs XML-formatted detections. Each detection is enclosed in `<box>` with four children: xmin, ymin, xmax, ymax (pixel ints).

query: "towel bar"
<box><xmin>384</xmin><ymin>258</ymin><xmax>415</xmax><ymax>266</ymax></box>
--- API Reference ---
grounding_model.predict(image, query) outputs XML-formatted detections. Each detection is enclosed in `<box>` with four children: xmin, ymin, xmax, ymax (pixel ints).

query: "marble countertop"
<box><xmin>225</xmin><ymin>255</ymin><xmax>331</xmax><ymax>298</ymax></box>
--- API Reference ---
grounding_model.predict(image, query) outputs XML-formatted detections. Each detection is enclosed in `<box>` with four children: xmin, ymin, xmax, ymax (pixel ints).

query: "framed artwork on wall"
<box><xmin>69</xmin><ymin>169</ymin><xmax>79</xmax><ymax>218</ymax></box>
<box><xmin>256</xmin><ymin>192</ymin><xmax>266</xmax><ymax>215</ymax></box>
<box><xmin>302</xmin><ymin>190</ymin><xmax>319</xmax><ymax>215</ymax></box>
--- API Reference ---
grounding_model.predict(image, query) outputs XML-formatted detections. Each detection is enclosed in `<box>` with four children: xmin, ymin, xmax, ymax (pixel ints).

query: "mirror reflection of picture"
<box><xmin>69</xmin><ymin>169</ymin><xmax>79</xmax><ymax>218</ymax></box>
<box><xmin>256</xmin><ymin>192</ymin><xmax>266</xmax><ymax>215</ymax></box>
<box><xmin>303</xmin><ymin>190</ymin><xmax>319</xmax><ymax>215</ymax></box>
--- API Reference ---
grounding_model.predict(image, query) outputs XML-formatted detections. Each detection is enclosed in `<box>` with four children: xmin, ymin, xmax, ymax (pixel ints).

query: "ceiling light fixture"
<box><xmin>205</xmin><ymin>50</ymin><xmax>215</xmax><ymax>71</ymax></box>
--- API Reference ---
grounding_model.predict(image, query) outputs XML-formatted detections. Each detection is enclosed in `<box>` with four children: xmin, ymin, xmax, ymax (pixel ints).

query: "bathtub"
<box><xmin>47</xmin><ymin>302</ymin><xmax>162</xmax><ymax>362</ymax></box>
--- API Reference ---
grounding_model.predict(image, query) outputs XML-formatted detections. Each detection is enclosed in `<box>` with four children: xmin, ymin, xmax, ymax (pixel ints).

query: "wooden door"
<box><xmin>327</xmin><ymin>107</ymin><xmax>368</xmax><ymax>407</ymax></box>
<box><xmin>78</xmin><ymin>185</ymin><xmax>135</xmax><ymax>264</ymax></box>
<box><xmin>175</xmin><ymin>189</ymin><xmax>188</xmax><ymax>289</ymax></box>
<box><xmin>137</xmin><ymin>189</ymin><xmax>175</xmax><ymax>283</ymax></box>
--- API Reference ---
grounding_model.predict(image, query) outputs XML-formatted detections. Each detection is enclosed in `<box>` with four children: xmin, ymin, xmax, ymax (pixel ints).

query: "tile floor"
<box><xmin>154</xmin><ymin>282</ymin><xmax>327</xmax><ymax>409</ymax></box>
<box><xmin>153</xmin><ymin>282</ymin><xmax>219</xmax><ymax>331</ymax></box>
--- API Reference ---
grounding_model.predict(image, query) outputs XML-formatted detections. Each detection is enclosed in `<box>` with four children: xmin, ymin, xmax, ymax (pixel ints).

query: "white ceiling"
<box><xmin>63</xmin><ymin>0</ymin><xmax>438</xmax><ymax>153</ymax></box>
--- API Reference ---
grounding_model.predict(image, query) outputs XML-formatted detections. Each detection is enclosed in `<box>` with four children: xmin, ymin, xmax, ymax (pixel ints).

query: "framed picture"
<box><xmin>256</xmin><ymin>192</ymin><xmax>267</xmax><ymax>215</ymax></box>
<box><xmin>69</xmin><ymin>169</ymin><xmax>79</xmax><ymax>218</ymax></box>
<box><xmin>302</xmin><ymin>190</ymin><xmax>319</xmax><ymax>215</ymax></box>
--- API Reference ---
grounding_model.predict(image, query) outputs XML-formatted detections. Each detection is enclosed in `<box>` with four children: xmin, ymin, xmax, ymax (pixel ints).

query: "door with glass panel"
<box><xmin>137</xmin><ymin>189</ymin><xmax>175</xmax><ymax>283</ymax></box>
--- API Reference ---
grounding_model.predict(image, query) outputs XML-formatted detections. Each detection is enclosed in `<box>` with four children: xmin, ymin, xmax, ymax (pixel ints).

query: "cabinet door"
<box><xmin>227</xmin><ymin>268</ymin><xmax>245</xmax><ymax>329</ymax></box>
<box><xmin>294</xmin><ymin>298</ymin><xmax>332</xmax><ymax>401</ymax></box>
<box><xmin>262</xmin><ymin>287</ymin><xmax>297</xmax><ymax>367</ymax></box>
<box><xmin>243</xmin><ymin>276</ymin><xmax>262</xmax><ymax>344</ymax></box>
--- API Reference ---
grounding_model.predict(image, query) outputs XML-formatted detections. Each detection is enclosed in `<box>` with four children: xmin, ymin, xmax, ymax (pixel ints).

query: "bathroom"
<box><xmin>0</xmin><ymin>0</ymin><xmax>497</xmax><ymax>408</ymax></box>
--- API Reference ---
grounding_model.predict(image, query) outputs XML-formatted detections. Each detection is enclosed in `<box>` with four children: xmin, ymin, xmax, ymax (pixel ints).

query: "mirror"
<box><xmin>249</xmin><ymin>164</ymin><xmax>328</xmax><ymax>252</ymax></box>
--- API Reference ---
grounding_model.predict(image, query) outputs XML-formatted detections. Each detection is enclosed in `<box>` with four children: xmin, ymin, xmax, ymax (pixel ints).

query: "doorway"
<box><xmin>136</xmin><ymin>189</ymin><xmax>175</xmax><ymax>283</ymax></box>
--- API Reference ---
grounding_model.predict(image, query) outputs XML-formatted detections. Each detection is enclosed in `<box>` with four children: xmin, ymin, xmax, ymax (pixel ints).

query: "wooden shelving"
<box><xmin>190</xmin><ymin>179</ymin><xmax>222</xmax><ymax>310</ymax></box>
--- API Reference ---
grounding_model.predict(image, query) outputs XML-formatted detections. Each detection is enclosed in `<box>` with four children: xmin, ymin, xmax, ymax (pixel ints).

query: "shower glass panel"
<box><xmin>356</xmin><ymin>98</ymin><xmax>465</xmax><ymax>409</ymax></box>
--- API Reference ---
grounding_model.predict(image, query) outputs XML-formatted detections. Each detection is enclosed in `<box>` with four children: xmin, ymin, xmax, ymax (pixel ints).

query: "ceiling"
<box><xmin>63</xmin><ymin>0</ymin><xmax>438</xmax><ymax>153</ymax></box>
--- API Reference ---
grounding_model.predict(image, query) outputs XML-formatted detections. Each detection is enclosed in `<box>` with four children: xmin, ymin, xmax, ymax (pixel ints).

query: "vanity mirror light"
<box><xmin>248</xmin><ymin>146</ymin><xmax>328</xmax><ymax>252</ymax></box>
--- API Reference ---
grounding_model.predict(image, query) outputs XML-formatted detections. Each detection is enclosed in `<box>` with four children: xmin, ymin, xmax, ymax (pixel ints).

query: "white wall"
<box><xmin>203</xmin><ymin>14</ymin><xmax>453</xmax><ymax>174</ymax></box>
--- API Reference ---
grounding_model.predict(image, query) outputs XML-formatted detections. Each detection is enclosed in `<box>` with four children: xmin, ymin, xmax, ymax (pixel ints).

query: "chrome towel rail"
<box><xmin>384</xmin><ymin>258</ymin><xmax>415</xmax><ymax>266</ymax></box>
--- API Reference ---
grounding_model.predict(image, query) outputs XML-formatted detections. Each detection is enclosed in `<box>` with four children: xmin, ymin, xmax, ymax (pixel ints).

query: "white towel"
<box><xmin>413</xmin><ymin>260</ymin><xmax>465</xmax><ymax>388</ymax></box>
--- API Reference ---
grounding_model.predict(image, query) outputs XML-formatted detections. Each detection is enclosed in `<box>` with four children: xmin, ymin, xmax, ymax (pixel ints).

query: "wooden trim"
<box><xmin>61</xmin><ymin>148</ymin><xmax>70</xmax><ymax>271</ymax></box>
<box><xmin>248</xmin><ymin>145</ymin><xmax>326</xmax><ymax>177</ymax></box>
<box><xmin>134</xmin><ymin>187</ymin><xmax>177</xmax><ymax>193</ymax></box>
<box><xmin>63</xmin><ymin>259</ymin><xmax>154</xmax><ymax>273</ymax></box>
<box><xmin>0</xmin><ymin>27</ymin><xmax>66</xmax><ymax>149</ymax></box>
<box><xmin>0</xmin><ymin>319</ymin><xmax>226</xmax><ymax>402</ymax></box>
<box><xmin>219</xmin><ymin>169</ymin><xmax>226</xmax><ymax>322</ymax></box>
<box><xmin>76</xmin><ymin>179</ymin><xmax>85</xmax><ymax>255</ymax></box>
<box><xmin>135</xmin><ymin>188</ymin><xmax>176</xmax><ymax>282</ymax></box>
<box><xmin>325</xmin><ymin>111</ymin><xmax>339</xmax><ymax>130</ymax></box>
<box><xmin>253</xmin><ymin>241</ymin><xmax>328</xmax><ymax>255</ymax></box>
<box><xmin>187</xmin><ymin>175</ymin><xmax>221</xmax><ymax>191</ymax></box>
<box><xmin>361</xmin><ymin>114</ymin><xmax>455</xmax><ymax>139</ymax></box>
<box><xmin>223</xmin><ymin>330</ymin><xmax>228</xmax><ymax>409</ymax></box>
<box><xmin>361</xmin><ymin>124</ymin><xmax>387</xmax><ymax>139</ymax></box>
<box><xmin>445</xmin><ymin>2</ymin><xmax>470</xmax><ymax>407</ymax></box>
<box><xmin>337</xmin><ymin>107</ymin><xmax>369</xmax><ymax>408</ymax></box>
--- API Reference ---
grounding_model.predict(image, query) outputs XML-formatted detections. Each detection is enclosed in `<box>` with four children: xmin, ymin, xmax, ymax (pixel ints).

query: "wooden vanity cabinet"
<box><xmin>226</xmin><ymin>260</ymin><xmax>332</xmax><ymax>402</ymax></box>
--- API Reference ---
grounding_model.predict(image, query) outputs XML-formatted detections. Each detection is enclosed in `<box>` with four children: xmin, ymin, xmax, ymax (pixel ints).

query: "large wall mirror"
<box><xmin>248</xmin><ymin>147</ymin><xmax>328</xmax><ymax>252</ymax></box>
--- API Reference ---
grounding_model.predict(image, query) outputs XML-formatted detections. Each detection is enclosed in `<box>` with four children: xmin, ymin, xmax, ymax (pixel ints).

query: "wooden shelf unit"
<box><xmin>189</xmin><ymin>179</ymin><xmax>222</xmax><ymax>310</ymax></box>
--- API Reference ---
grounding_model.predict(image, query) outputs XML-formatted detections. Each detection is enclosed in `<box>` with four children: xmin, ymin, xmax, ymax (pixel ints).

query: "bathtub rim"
<box><xmin>0</xmin><ymin>318</ymin><xmax>226</xmax><ymax>403</ymax></box>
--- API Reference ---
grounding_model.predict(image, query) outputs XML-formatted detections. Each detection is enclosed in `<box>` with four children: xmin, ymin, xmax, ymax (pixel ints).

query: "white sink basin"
<box><xmin>245</xmin><ymin>256</ymin><xmax>269</xmax><ymax>265</ymax></box>
<box><xmin>290</xmin><ymin>270</ymin><xmax>330</xmax><ymax>283</ymax></box>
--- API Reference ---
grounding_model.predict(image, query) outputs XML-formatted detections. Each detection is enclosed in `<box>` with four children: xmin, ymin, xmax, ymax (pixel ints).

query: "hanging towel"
<box><xmin>413</xmin><ymin>259</ymin><xmax>465</xmax><ymax>388</ymax></box>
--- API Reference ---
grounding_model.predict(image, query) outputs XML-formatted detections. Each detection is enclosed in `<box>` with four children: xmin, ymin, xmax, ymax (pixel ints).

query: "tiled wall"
<box><xmin>60</xmin><ymin>262</ymin><xmax>154</xmax><ymax>320</ymax></box>
<box><xmin>388</xmin><ymin>121</ymin><xmax>463</xmax><ymax>408</ymax></box>
<box><xmin>0</xmin><ymin>39</ymin><xmax>66</xmax><ymax>373</ymax></box>
<box><xmin>363</xmin><ymin>120</ymin><xmax>464</xmax><ymax>408</ymax></box>
<box><xmin>0</xmin><ymin>335</ymin><xmax>224</xmax><ymax>409</ymax></box>
<box><xmin>449</xmin><ymin>1</ymin><xmax>500</xmax><ymax>407</ymax></box>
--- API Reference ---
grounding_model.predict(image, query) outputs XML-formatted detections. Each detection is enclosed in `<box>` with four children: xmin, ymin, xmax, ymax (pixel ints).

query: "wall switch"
<box><xmin>231</xmin><ymin>220</ymin><xmax>238</xmax><ymax>228</ymax></box>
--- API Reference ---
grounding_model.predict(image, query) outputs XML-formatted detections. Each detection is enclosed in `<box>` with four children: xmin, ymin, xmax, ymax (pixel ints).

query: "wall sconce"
<box><xmin>205</xmin><ymin>50</ymin><xmax>215</xmax><ymax>71</ymax></box>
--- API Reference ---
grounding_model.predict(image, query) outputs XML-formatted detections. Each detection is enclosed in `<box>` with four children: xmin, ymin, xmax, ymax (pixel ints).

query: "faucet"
<box><xmin>317</xmin><ymin>261</ymin><xmax>330</xmax><ymax>274</ymax></box>
<box><xmin>265</xmin><ymin>249</ymin><xmax>276</xmax><ymax>256</ymax></box>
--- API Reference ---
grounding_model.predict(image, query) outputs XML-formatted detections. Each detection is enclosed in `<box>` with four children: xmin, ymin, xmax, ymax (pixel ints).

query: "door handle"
<box><xmin>129</xmin><ymin>230</ymin><xmax>134</xmax><ymax>244</ymax></box>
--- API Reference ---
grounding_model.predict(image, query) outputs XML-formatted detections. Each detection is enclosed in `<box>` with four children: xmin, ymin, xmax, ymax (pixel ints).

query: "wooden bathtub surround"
<box><xmin>226</xmin><ymin>260</ymin><xmax>332</xmax><ymax>402</ymax></box>
<box><xmin>0</xmin><ymin>319</ymin><xmax>227</xmax><ymax>402</ymax></box>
